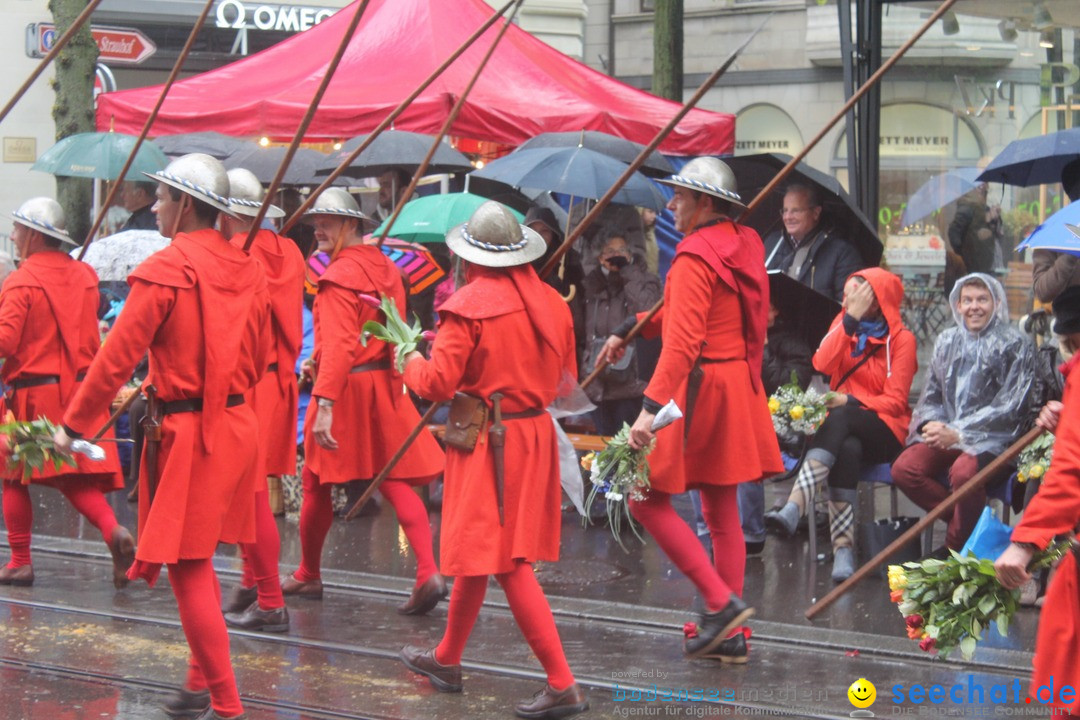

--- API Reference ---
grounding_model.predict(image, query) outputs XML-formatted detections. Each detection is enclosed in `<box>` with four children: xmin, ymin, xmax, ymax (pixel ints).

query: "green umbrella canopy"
<box><xmin>32</xmin><ymin>132</ymin><xmax>168</xmax><ymax>181</ymax></box>
<box><xmin>374</xmin><ymin>192</ymin><xmax>524</xmax><ymax>244</ymax></box>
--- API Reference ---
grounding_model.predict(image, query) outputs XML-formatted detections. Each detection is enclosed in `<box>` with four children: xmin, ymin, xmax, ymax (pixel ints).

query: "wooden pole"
<box><xmin>805</xmin><ymin>426</ymin><xmax>1042</xmax><ymax>620</ymax></box>
<box><xmin>580</xmin><ymin>299</ymin><xmax>662</xmax><ymax>390</ymax></box>
<box><xmin>89</xmin><ymin>385</ymin><xmax>143</xmax><ymax>441</ymax></box>
<box><xmin>279</xmin><ymin>0</ymin><xmax>517</xmax><ymax>235</ymax></box>
<box><xmin>241</xmin><ymin>0</ymin><xmax>372</xmax><ymax>253</ymax></box>
<box><xmin>376</xmin><ymin>0</ymin><xmax>525</xmax><ymax>248</ymax></box>
<box><xmin>76</xmin><ymin>0</ymin><xmax>217</xmax><ymax>260</ymax></box>
<box><xmin>0</xmin><ymin>0</ymin><xmax>104</xmax><ymax>125</ymax></box>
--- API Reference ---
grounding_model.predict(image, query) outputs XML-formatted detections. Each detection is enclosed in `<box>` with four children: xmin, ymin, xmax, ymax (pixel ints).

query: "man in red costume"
<box><xmin>218</xmin><ymin>168</ymin><xmax>305</xmax><ymax>633</ymax></box>
<box><xmin>399</xmin><ymin>201</ymin><xmax>588</xmax><ymax>720</ymax></box>
<box><xmin>0</xmin><ymin>197</ymin><xmax>129</xmax><ymax>588</ymax></box>
<box><xmin>56</xmin><ymin>153</ymin><xmax>270</xmax><ymax>720</ymax></box>
<box><xmin>995</xmin><ymin>282</ymin><xmax>1080</xmax><ymax>718</ymax></box>
<box><xmin>282</xmin><ymin>188</ymin><xmax>446</xmax><ymax>615</ymax></box>
<box><xmin>599</xmin><ymin>157</ymin><xmax>784</xmax><ymax>664</ymax></box>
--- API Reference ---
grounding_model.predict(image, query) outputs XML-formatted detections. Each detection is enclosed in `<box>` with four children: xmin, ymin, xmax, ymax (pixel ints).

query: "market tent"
<box><xmin>96</xmin><ymin>0</ymin><xmax>733</xmax><ymax>156</ymax></box>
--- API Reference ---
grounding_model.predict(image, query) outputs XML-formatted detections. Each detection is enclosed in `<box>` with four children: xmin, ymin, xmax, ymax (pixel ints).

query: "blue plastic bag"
<box><xmin>960</xmin><ymin>506</ymin><xmax>1013</xmax><ymax>560</ymax></box>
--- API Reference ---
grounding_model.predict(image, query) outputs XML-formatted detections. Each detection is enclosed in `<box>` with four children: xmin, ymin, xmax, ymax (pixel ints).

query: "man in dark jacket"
<box><xmin>948</xmin><ymin>182</ymin><xmax>1001</xmax><ymax>275</ymax></box>
<box><xmin>763</xmin><ymin>184</ymin><xmax>864</xmax><ymax>302</ymax></box>
<box><xmin>119</xmin><ymin>181</ymin><xmax>159</xmax><ymax>231</ymax></box>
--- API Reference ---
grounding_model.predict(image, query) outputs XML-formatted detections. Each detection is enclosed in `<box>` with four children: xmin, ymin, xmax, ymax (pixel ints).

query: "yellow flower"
<box><xmin>580</xmin><ymin>452</ymin><xmax>595</xmax><ymax>471</ymax></box>
<box><xmin>789</xmin><ymin>405</ymin><xmax>805</xmax><ymax>420</ymax></box>
<box><xmin>1029</xmin><ymin>464</ymin><xmax>1045</xmax><ymax>479</ymax></box>
<box><xmin>920</xmin><ymin>631</ymin><xmax>929</xmax><ymax>639</ymax></box>
<box><xmin>1017</xmin><ymin>470</ymin><xmax>1028</xmax><ymax>484</ymax></box>
<box><xmin>768</xmin><ymin>397</ymin><xmax>781</xmax><ymax>414</ymax></box>
<box><xmin>887</xmin><ymin>565</ymin><xmax>907</xmax><ymax>591</ymax></box>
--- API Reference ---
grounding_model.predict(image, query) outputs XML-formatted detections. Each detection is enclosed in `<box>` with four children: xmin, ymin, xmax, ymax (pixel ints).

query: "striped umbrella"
<box><xmin>304</xmin><ymin>239</ymin><xmax>445</xmax><ymax>297</ymax></box>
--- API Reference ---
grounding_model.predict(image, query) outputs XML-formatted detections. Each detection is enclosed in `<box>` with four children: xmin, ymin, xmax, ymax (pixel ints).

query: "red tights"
<box><xmin>171</xmin><ymin>558</ymin><xmax>244</xmax><ymax>718</ymax></box>
<box><xmin>295</xmin><ymin>468</ymin><xmax>437</xmax><ymax>587</ymax></box>
<box><xmin>2</xmin><ymin>481</ymin><xmax>119</xmax><ymax>568</ymax></box>
<box><xmin>238</xmin><ymin>489</ymin><xmax>284</xmax><ymax>609</ymax></box>
<box><xmin>629</xmin><ymin>486</ymin><xmax>743</xmax><ymax>612</ymax></box>
<box><xmin>435</xmin><ymin>561</ymin><xmax>575</xmax><ymax>691</ymax></box>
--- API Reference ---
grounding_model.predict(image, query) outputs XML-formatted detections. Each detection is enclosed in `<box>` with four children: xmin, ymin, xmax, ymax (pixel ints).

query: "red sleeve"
<box><xmin>811</xmin><ymin>317</ymin><xmax>849</xmax><ymax>380</ymax></box>
<box><xmin>855</xmin><ymin>330</ymin><xmax>917</xmax><ymax>418</ymax></box>
<box><xmin>0</xmin><ymin>286</ymin><xmax>31</xmax><ymax>359</ymax></box>
<box><xmin>403</xmin><ymin>313</ymin><xmax>478</xmax><ymax>402</ymax></box>
<box><xmin>643</xmin><ymin>255</ymin><xmax>709</xmax><ymax>406</ymax></box>
<box><xmin>63</xmin><ymin>279</ymin><xmax>176</xmax><ymax>435</ymax></box>
<box><xmin>311</xmin><ymin>283</ymin><xmax>359</xmax><ymax>403</ymax></box>
<box><xmin>636</xmin><ymin>306</ymin><xmax>664</xmax><ymax>341</ymax></box>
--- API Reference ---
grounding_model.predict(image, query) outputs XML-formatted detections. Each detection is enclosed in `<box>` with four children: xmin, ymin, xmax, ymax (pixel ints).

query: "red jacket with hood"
<box><xmin>812</xmin><ymin>267</ymin><xmax>916</xmax><ymax>444</ymax></box>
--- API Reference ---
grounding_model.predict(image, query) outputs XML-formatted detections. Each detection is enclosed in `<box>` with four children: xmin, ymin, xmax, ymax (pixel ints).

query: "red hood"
<box><xmin>851</xmin><ymin>267</ymin><xmax>906</xmax><ymax>339</ymax></box>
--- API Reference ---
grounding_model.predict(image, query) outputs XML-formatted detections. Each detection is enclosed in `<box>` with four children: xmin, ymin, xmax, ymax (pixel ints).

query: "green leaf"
<box><xmin>970</xmin><ymin>619</ymin><xmax>983</xmax><ymax>641</ymax></box>
<box><xmin>959</xmin><ymin>636</ymin><xmax>977</xmax><ymax>660</ymax></box>
<box><xmin>996</xmin><ymin>613</ymin><xmax>1009</xmax><ymax>637</ymax></box>
<box><xmin>977</xmin><ymin>594</ymin><xmax>997</xmax><ymax>616</ymax></box>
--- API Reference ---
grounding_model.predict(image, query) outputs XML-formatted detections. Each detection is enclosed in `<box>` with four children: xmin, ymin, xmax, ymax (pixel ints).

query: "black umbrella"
<box><xmin>153</xmin><ymin>131</ymin><xmax>253</xmax><ymax>160</ymax></box>
<box><xmin>315</xmin><ymin>129</ymin><xmax>474</xmax><ymax>178</ymax></box>
<box><xmin>769</xmin><ymin>270</ymin><xmax>842</xmax><ymax>351</ymax></box>
<box><xmin>725</xmin><ymin>153</ymin><xmax>882</xmax><ymax>267</ymax></box>
<box><xmin>515</xmin><ymin>131</ymin><xmax>674</xmax><ymax>178</ymax></box>
<box><xmin>977</xmin><ymin>127</ymin><xmax>1080</xmax><ymax>187</ymax></box>
<box><xmin>225</xmin><ymin>146</ymin><xmax>348</xmax><ymax>187</ymax></box>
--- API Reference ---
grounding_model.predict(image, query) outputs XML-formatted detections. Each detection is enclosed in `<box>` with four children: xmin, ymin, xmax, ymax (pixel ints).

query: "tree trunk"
<box><xmin>49</xmin><ymin>0</ymin><xmax>98</xmax><ymax>243</ymax></box>
<box><xmin>652</xmin><ymin>0</ymin><xmax>683</xmax><ymax>102</ymax></box>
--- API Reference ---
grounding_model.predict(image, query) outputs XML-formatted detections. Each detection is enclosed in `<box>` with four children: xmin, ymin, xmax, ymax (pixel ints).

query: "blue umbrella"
<box><xmin>978</xmin><ymin>128</ymin><xmax>1080</xmax><ymax>187</ymax></box>
<box><xmin>900</xmin><ymin>168</ymin><xmax>982</xmax><ymax>227</ymax></box>
<box><xmin>471</xmin><ymin>146</ymin><xmax>666</xmax><ymax>210</ymax></box>
<box><xmin>1015</xmin><ymin>199</ymin><xmax>1080</xmax><ymax>255</ymax></box>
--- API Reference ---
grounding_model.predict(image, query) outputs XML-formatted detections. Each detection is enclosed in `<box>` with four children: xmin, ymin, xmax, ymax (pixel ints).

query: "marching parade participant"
<box><xmin>219</xmin><ymin>168</ymin><xmax>305</xmax><ymax>633</ymax></box>
<box><xmin>598</xmin><ymin>158</ymin><xmax>783</xmax><ymax>663</ymax></box>
<box><xmin>0</xmin><ymin>197</ymin><xmax>129</xmax><ymax>589</ymax></box>
<box><xmin>56</xmin><ymin>153</ymin><xmax>270</xmax><ymax>720</ymax></box>
<box><xmin>282</xmin><ymin>188</ymin><xmax>446</xmax><ymax>615</ymax></box>
<box><xmin>399</xmin><ymin>201</ymin><xmax>589</xmax><ymax>720</ymax></box>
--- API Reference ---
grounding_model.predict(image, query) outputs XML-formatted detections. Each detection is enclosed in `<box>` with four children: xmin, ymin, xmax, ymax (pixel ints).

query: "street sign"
<box><xmin>26</xmin><ymin>23</ymin><xmax>156</xmax><ymax>65</ymax></box>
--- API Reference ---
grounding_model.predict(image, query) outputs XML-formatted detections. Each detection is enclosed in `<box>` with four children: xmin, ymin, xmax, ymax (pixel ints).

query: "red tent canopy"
<box><xmin>97</xmin><ymin>0</ymin><xmax>733</xmax><ymax>156</ymax></box>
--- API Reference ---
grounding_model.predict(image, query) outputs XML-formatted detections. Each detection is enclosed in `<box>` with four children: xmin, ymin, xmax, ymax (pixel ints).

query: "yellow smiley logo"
<box><xmin>848</xmin><ymin>678</ymin><xmax>876</xmax><ymax>709</ymax></box>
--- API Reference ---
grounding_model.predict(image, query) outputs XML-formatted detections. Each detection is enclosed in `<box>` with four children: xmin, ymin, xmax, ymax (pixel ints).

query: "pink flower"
<box><xmin>421</xmin><ymin>330</ymin><xmax>437</xmax><ymax>342</ymax></box>
<box><xmin>905</xmin><ymin>614</ymin><xmax>923</xmax><ymax>629</ymax></box>
<box><xmin>682</xmin><ymin>622</ymin><xmax>698</xmax><ymax>639</ymax></box>
<box><xmin>919</xmin><ymin>636</ymin><xmax>936</xmax><ymax>653</ymax></box>
<box><xmin>359</xmin><ymin>293</ymin><xmax>382</xmax><ymax>310</ymax></box>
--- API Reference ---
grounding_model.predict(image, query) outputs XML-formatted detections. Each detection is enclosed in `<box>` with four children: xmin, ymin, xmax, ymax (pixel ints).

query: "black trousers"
<box><xmin>810</xmin><ymin>404</ymin><xmax>902</xmax><ymax>490</ymax></box>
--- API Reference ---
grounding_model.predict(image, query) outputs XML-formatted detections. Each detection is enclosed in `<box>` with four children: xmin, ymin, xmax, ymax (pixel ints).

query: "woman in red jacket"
<box><xmin>765</xmin><ymin>267</ymin><xmax>916</xmax><ymax>582</ymax></box>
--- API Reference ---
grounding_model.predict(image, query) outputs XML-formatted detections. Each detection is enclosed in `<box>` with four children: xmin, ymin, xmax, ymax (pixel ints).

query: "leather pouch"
<box><xmin>444</xmin><ymin>392</ymin><xmax>488</xmax><ymax>451</ymax></box>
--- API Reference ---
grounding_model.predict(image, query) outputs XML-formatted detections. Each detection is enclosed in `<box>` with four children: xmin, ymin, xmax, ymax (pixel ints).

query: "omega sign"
<box><xmin>215</xmin><ymin>1</ymin><xmax>335</xmax><ymax>32</ymax></box>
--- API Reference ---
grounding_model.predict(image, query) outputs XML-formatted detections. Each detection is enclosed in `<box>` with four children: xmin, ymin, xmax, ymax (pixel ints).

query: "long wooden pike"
<box><xmin>89</xmin><ymin>385</ymin><xmax>143</xmax><ymax>441</ymax></box>
<box><xmin>538</xmin><ymin>13</ymin><xmax>773</xmax><ymax>281</ymax></box>
<box><xmin>241</xmin><ymin>0</ymin><xmax>372</xmax><ymax>253</ymax></box>
<box><xmin>0</xmin><ymin>0</ymin><xmax>104</xmax><ymax>125</ymax></box>
<box><xmin>376</xmin><ymin>0</ymin><xmax>525</xmax><ymax>248</ymax></box>
<box><xmin>76</xmin><ymin>0</ymin><xmax>217</xmax><ymax>260</ymax></box>
<box><xmin>582</xmin><ymin>0</ymin><xmax>960</xmax><ymax>386</ymax></box>
<box><xmin>805</xmin><ymin>426</ymin><xmax>1041</xmax><ymax>620</ymax></box>
<box><xmin>280</xmin><ymin>0</ymin><xmax>518</xmax><ymax>235</ymax></box>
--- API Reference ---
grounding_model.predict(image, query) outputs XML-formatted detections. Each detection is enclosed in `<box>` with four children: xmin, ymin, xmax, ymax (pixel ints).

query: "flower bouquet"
<box><xmin>0</xmin><ymin>414</ymin><xmax>78</xmax><ymax>483</ymax></box>
<box><xmin>581</xmin><ymin>423</ymin><xmax>652</xmax><ymax>550</ymax></box>
<box><xmin>1016</xmin><ymin>431</ymin><xmax>1054</xmax><ymax>483</ymax></box>
<box><xmin>888</xmin><ymin>538</ymin><xmax>1072</xmax><ymax>660</ymax></box>
<box><xmin>358</xmin><ymin>293</ymin><xmax>435</xmax><ymax>372</ymax></box>
<box><xmin>768</xmin><ymin>372</ymin><xmax>833</xmax><ymax>441</ymax></box>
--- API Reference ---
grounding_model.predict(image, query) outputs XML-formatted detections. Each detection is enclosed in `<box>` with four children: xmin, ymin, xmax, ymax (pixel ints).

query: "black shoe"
<box><xmin>920</xmin><ymin>545</ymin><xmax>952</xmax><ymax>562</ymax></box>
<box><xmin>162</xmin><ymin>688</ymin><xmax>211</xmax><ymax>718</ymax></box>
<box><xmin>224</xmin><ymin>601</ymin><xmax>290</xmax><ymax>633</ymax></box>
<box><xmin>193</xmin><ymin>708</ymin><xmax>246</xmax><ymax>720</ymax></box>
<box><xmin>699</xmin><ymin>629</ymin><xmax>750</xmax><ymax>664</ymax></box>
<box><xmin>745</xmin><ymin>540</ymin><xmax>765</xmax><ymax>556</ymax></box>
<box><xmin>514</xmin><ymin>683</ymin><xmax>589</xmax><ymax>719</ymax></box>
<box><xmin>222</xmin><ymin>584</ymin><xmax>257</xmax><ymax>614</ymax></box>
<box><xmin>400</xmin><ymin>645</ymin><xmax>463</xmax><ymax>693</ymax></box>
<box><xmin>683</xmin><ymin>595</ymin><xmax>755</xmax><ymax>659</ymax></box>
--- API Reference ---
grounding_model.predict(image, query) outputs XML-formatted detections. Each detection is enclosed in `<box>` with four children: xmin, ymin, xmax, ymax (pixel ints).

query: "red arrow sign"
<box><xmin>36</xmin><ymin>24</ymin><xmax>156</xmax><ymax>65</ymax></box>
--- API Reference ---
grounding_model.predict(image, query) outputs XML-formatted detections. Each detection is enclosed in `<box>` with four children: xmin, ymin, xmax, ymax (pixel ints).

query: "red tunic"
<box><xmin>64</xmin><ymin>229</ymin><xmax>271</xmax><ymax>578</ymax></box>
<box><xmin>0</xmin><ymin>251</ymin><xmax>121</xmax><ymax>488</ymax></box>
<box><xmin>639</xmin><ymin>223</ymin><xmax>783</xmax><ymax>494</ymax></box>
<box><xmin>404</xmin><ymin>265</ymin><xmax>576</xmax><ymax>576</ymax></box>
<box><xmin>232</xmin><ymin>229</ymin><xmax>305</xmax><ymax>480</ymax></box>
<box><xmin>304</xmin><ymin>244</ymin><xmax>442</xmax><ymax>485</ymax></box>
<box><xmin>1010</xmin><ymin>356</ymin><xmax>1080</xmax><ymax>717</ymax></box>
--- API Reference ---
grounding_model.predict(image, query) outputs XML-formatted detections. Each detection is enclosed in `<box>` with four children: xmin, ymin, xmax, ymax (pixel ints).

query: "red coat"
<box><xmin>233</xmin><ymin>229</ymin><xmax>305</xmax><ymax>479</ymax></box>
<box><xmin>639</xmin><ymin>223</ymin><xmax>783</xmax><ymax>493</ymax></box>
<box><xmin>304</xmin><ymin>244</ymin><xmax>442</xmax><ymax>485</ymax></box>
<box><xmin>813</xmin><ymin>267</ymin><xmax>916</xmax><ymax>444</ymax></box>
<box><xmin>404</xmin><ymin>265</ymin><xmax>576</xmax><ymax>576</ymax></box>
<box><xmin>0</xmin><ymin>251</ymin><xmax>120</xmax><ymax>487</ymax></box>
<box><xmin>64</xmin><ymin>229</ymin><xmax>271</xmax><ymax>579</ymax></box>
<box><xmin>1010</xmin><ymin>355</ymin><xmax>1080</xmax><ymax>718</ymax></box>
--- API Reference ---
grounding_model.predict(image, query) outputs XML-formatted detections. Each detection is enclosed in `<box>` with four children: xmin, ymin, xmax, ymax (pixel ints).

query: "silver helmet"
<box><xmin>303</xmin><ymin>187</ymin><xmax>369</xmax><ymax>223</ymax></box>
<box><xmin>226</xmin><ymin>168</ymin><xmax>284</xmax><ymax>219</ymax></box>
<box><xmin>8</xmin><ymin>197</ymin><xmax>74</xmax><ymax>245</ymax></box>
<box><xmin>657</xmin><ymin>157</ymin><xmax>745</xmax><ymax>207</ymax></box>
<box><xmin>144</xmin><ymin>152</ymin><xmax>234</xmax><ymax>215</ymax></box>
<box><xmin>445</xmin><ymin>201</ymin><xmax>546</xmax><ymax>268</ymax></box>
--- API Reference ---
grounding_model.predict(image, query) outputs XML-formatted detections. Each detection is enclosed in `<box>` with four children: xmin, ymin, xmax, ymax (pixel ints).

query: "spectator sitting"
<box><xmin>764</xmin><ymin>268</ymin><xmax>917</xmax><ymax>582</ymax></box>
<box><xmin>581</xmin><ymin>232</ymin><xmax>662</xmax><ymax>435</ymax></box>
<box><xmin>763</xmin><ymin>183</ymin><xmax>864</xmax><ymax>302</ymax></box>
<box><xmin>1032</xmin><ymin>159</ymin><xmax>1080</xmax><ymax>303</ymax></box>
<box><xmin>762</xmin><ymin>301</ymin><xmax>815</xmax><ymax>397</ymax></box>
<box><xmin>892</xmin><ymin>273</ymin><xmax>1035</xmax><ymax>552</ymax></box>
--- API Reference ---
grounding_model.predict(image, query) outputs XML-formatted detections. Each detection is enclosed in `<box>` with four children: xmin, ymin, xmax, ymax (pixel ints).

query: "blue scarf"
<box><xmin>852</xmin><ymin>318</ymin><xmax>888</xmax><ymax>357</ymax></box>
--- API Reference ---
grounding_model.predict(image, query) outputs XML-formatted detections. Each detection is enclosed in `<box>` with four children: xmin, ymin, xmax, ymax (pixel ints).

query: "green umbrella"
<box><xmin>374</xmin><ymin>192</ymin><xmax>524</xmax><ymax>244</ymax></box>
<box><xmin>31</xmin><ymin>132</ymin><xmax>168</xmax><ymax>181</ymax></box>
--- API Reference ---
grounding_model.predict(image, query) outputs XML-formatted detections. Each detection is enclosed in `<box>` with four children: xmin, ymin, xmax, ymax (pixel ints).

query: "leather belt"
<box><xmin>10</xmin><ymin>371</ymin><xmax>86</xmax><ymax>390</ymax></box>
<box><xmin>700</xmin><ymin>358</ymin><xmax>736</xmax><ymax>365</ymax></box>
<box><xmin>501</xmin><ymin>407</ymin><xmax>545</xmax><ymax>421</ymax></box>
<box><xmin>265</xmin><ymin>363</ymin><xmax>279</xmax><ymax>374</ymax></box>
<box><xmin>351</xmin><ymin>360</ymin><xmax>391</xmax><ymax>373</ymax></box>
<box><xmin>162</xmin><ymin>394</ymin><xmax>245</xmax><ymax>415</ymax></box>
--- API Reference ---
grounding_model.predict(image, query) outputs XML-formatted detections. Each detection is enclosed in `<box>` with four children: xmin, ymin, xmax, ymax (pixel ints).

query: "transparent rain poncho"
<box><xmin>908</xmin><ymin>272</ymin><xmax>1036</xmax><ymax>456</ymax></box>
